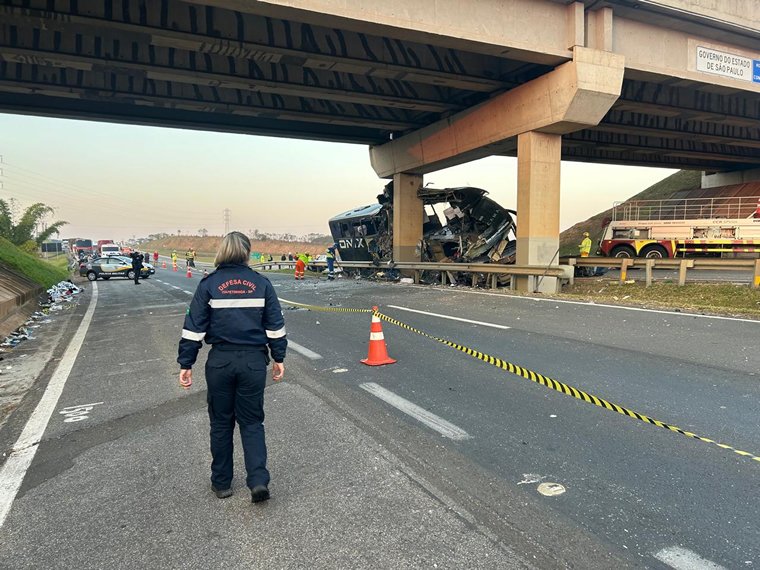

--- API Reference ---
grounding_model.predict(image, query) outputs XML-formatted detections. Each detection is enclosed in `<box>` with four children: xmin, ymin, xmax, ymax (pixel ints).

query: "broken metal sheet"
<box><xmin>329</xmin><ymin>182</ymin><xmax>517</xmax><ymax>285</ymax></box>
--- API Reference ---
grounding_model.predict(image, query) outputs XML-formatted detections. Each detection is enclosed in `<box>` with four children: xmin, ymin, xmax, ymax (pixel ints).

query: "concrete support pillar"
<box><xmin>515</xmin><ymin>131</ymin><xmax>562</xmax><ymax>293</ymax></box>
<box><xmin>392</xmin><ymin>172</ymin><xmax>423</xmax><ymax>262</ymax></box>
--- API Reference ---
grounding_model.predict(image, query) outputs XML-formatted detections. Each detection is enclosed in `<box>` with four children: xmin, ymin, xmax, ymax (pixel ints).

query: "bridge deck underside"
<box><xmin>0</xmin><ymin>0</ymin><xmax>758</xmax><ymax>172</ymax></box>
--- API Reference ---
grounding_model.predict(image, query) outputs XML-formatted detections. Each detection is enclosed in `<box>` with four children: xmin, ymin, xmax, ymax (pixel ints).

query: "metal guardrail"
<box><xmin>562</xmin><ymin>256</ymin><xmax>760</xmax><ymax>288</ymax></box>
<box><xmin>291</xmin><ymin>260</ymin><xmax>572</xmax><ymax>293</ymax></box>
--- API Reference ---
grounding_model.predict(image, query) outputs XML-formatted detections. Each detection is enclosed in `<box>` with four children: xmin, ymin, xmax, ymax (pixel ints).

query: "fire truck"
<box><xmin>599</xmin><ymin>194</ymin><xmax>760</xmax><ymax>258</ymax></box>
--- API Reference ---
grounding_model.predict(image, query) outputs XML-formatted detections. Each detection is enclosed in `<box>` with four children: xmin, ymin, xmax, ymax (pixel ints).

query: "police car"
<box><xmin>79</xmin><ymin>256</ymin><xmax>155</xmax><ymax>281</ymax></box>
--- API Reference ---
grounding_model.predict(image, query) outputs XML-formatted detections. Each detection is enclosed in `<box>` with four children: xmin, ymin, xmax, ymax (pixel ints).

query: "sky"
<box><xmin>0</xmin><ymin>113</ymin><xmax>677</xmax><ymax>242</ymax></box>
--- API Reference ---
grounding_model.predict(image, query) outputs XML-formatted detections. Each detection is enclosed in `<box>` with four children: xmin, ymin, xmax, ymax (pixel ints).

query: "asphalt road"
<box><xmin>1</xmin><ymin>265</ymin><xmax>758</xmax><ymax>569</ymax></box>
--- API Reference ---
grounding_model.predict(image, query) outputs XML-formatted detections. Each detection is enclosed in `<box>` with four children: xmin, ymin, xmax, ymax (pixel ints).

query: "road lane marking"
<box><xmin>360</xmin><ymin>382</ymin><xmax>471</xmax><ymax>441</ymax></box>
<box><xmin>654</xmin><ymin>546</ymin><xmax>726</xmax><ymax>570</ymax></box>
<box><xmin>0</xmin><ymin>282</ymin><xmax>99</xmax><ymax>529</ymax></box>
<box><xmin>386</xmin><ymin>305</ymin><xmax>510</xmax><ymax>329</ymax></box>
<box><xmin>183</xmin><ymin>290</ymin><xmax>193</xmax><ymax>295</ymax></box>
<box><xmin>406</xmin><ymin>286</ymin><xmax>760</xmax><ymax>324</ymax></box>
<box><xmin>171</xmin><ymin>285</ymin><xmax>181</xmax><ymax>290</ymax></box>
<box><xmin>288</xmin><ymin>340</ymin><xmax>323</xmax><ymax>360</ymax></box>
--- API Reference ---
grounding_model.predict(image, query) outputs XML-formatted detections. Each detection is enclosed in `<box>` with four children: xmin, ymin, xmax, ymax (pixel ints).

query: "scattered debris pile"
<box><xmin>0</xmin><ymin>280</ymin><xmax>81</xmax><ymax>353</ymax></box>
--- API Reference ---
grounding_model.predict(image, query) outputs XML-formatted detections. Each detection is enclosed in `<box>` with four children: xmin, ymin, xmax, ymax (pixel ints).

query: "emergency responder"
<box><xmin>177</xmin><ymin>231</ymin><xmax>286</xmax><ymax>503</ymax></box>
<box><xmin>185</xmin><ymin>248</ymin><xmax>194</xmax><ymax>269</ymax></box>
<box><xmin>190</xmin><ymin>248</ymin><xmax>197</xmax><ymax>267</ymax></box>
<box><xmin>131</xmin><ymin>251</ymin><xmax>144</xmax><ymax>284</ymax></box>
<box><xmin>294</xmin><ymin>252</ymin><xmax>305</xmax><ymax>280</ymax></box>
<box><xmin>153</xmin><ymin>250</ymin><xmax>159</xmax><ymax>265</ymax></box>
<box><xmin>171</xmin><ymin>249</ymin><xmax>178</xmax><ymax>268</ymax></box>
<box><xmin>579</xmin><ymin>232</ymin><xmax>592</xmax><ymax>257</ymax></box>
<box><xmin>326</xmin><ymin>245</ymin><xmax>336</xmax><ymax>280</ymax></box>
<box><xmin>578</xmin><ymin>232</ymin><xmax>594</xmax><ymax>277</ymax></box>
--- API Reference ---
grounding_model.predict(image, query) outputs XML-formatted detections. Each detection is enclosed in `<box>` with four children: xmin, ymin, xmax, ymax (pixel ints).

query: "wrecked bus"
<box><xmin>328</xmin><ymin>183</ymin><xmax>517</xmax><ymax>281</ymax></box>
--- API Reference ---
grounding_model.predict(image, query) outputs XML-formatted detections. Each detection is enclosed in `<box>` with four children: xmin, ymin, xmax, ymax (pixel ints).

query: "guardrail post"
<box><xmin>441</xmin><ymin>271</ymin><xmax>447</xmax><ymax>286</ymax></box>
<box><xmin>414</xmin><ymin>270</ymin><xmax>420</xmax><ymax>284</ymax></box>
<box><xmin>619</xmin><ymin>259</ymin><xmax>632</xmax><ymax>283</ymax></box>
<box><xmin>471</xmin><ymin>273</ymin><xmax>477</xmax><ymax>287</ymax></box>
<box><xmin>491</xmin><ymin>274</ymin><xmax>498</xmax><ymax>290</ymax></box>
<box><xmin>678</xmin><ymin>259</ymin><xmax>692</xmax><ymax>286</ymax></box>
<box><xmin>645</xmin><ymin>259</ymin><xmax>654</xmax><ymax>287</ymax></box>
<box><xmin>753</xmin><ymin>259</ymin><xmax>760</xmax><ymax>289</ymax></box>
<box><xmin>568</xmin><ymin>258</ymin><xmax>575</xmax><ymax>285</ymax></box>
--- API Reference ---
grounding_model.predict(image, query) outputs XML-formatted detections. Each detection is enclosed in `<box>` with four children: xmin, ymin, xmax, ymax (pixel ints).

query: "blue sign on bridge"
<box><xmin>754</xmin><ymin>60</ymin><xmax>760</xmax><ymax>83</ymax></box>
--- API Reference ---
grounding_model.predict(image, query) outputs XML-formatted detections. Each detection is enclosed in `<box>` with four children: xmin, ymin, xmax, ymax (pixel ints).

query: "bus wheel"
<box><xmin>641</xmin><ymin>244</ymin><xmax>668</xmax><ymax>259</ymax></box>
<box><xmin>610</xmin><ymin>245</ymin><xmax>635</xmax><ymax>258</ymax></box>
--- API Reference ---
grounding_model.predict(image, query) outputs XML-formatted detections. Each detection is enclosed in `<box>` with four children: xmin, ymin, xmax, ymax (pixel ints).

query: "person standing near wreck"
<box><xmin>177</xmin><ymin>231</ymin><xmax>287</xmax><ymax>503</ymax></box>
<box><xmin>130</xmin><ymin>251</ymin><xmax>144</xmax><ymax>285</ymax></box>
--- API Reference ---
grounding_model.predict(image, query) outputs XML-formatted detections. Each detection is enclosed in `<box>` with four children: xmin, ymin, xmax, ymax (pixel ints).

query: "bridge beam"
<box><xmin>369</xmin><ymin>47</ymin><xmax>624</xmax><ymax>178</ymax></box>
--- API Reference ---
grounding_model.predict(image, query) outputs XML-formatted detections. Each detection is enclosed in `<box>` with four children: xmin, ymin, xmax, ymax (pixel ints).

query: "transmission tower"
<box><xmin>223</xmin><ymin>208</ymin><xmax>231</xmax><ymax>234</ymax></box>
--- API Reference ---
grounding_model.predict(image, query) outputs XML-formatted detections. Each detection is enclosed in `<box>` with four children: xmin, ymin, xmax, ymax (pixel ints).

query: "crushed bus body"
<box><xmin>328</xmin><ymin>182</ymin><xmax>517</xmax><ymax>284</ymax></box>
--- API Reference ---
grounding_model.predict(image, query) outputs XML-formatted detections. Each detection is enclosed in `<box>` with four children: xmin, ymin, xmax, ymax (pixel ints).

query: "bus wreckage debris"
<box><xmin>329</xmin><ymin>183</ymin><xmax>517</xmax><ymax>286</ymax></box>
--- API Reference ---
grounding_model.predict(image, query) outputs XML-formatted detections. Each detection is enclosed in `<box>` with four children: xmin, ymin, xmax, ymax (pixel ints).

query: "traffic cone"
<box><xmin>173</xmin><ymin>263</ymin><xmax>177</xmax><ymax>272</ymax></box>
<box><xmin>162</xmin><ymin>260</ymin><xmax>167</xmax><ymax>269</ymax></box>
<box><xmin>186</xmin><ymin>267</ymin><xmax>192</xmax><ymax>278</ymax></box>
<box><xmin>203</xmin><ymin>269</ymin><xmax>209</xmax><ymax>277</ymax></box>
<box><xmin>361</xmin><ymin>307</ymin><xmax>396</xmax><ymax>366</ymax></box>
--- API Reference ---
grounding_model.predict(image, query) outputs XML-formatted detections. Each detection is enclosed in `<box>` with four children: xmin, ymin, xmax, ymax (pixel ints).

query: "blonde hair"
<box><xmin>214</xmin><ymin>231</ymin><xmax>251</xmax><ymax>266</ymax></box>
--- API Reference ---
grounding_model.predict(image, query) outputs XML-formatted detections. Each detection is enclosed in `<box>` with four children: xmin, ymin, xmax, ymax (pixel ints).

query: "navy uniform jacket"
<box><xmin>177</xmin><ymin>263</ymin><xmax>287</xmax><ymax>369</ymax></box>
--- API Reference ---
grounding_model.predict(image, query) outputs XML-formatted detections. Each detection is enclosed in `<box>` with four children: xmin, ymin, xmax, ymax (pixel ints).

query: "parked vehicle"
<box><xmin>79</xmin><ymin>256</ymin><xmax>155</xmax><ymax>281</ymax></box>
<box><xmin>600</xmin><ymin>194</ymin><xmax>760</xmax><ymax>258</ymax></box>
<box><xmin>72</xmin><ymin>239</ymin><xmax>94</xmax><ymax>257</ymax></box>
<box><xmin>100</xmin><ymin>244</ymin><xmax>121</xmax><ymax>256</ymax></box>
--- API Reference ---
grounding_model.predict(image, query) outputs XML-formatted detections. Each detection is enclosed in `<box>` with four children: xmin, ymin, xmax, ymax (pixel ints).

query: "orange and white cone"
<box><xmin>361</xmin><ymin>307</ymin><xmax>396</xmax><ymax>366</ymax></box>
<box><xmin>186</xmin><ymin>267</ymin><xmax>192</xmax><ymax>278</ymax></box>
<box><xmin>173</xmin><ymin>263</ymin><xmax>177</xmax><ymax>272</ymax></box>
<box><xmin>162</xmin><ymin>260</ymin><xmax>167</xmax><ymax>269</ymax></box>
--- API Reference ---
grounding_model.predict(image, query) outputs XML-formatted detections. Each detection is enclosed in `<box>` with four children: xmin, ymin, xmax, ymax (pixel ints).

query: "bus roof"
<box><xmin>329</xmin><ymin>203</ymin><xmax>383</xmax><ymax>223</ymax></box>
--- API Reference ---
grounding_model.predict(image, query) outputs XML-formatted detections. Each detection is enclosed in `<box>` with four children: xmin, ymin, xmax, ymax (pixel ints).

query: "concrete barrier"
<box><xmin>0</xmin><ymin>264</ymin><xmax>43</xmax><ymax>339</ymax></box>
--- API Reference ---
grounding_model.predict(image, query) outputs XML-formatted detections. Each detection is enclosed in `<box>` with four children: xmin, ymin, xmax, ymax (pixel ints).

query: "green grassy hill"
<box><xmin>559</xmin><ymin>170</ymin><xmax>702</xmax><ymax>256</ymax></box>
<box><xmin>0</xmin><ymin>237</ymin><xmax>70</xmax><ymax>287</ymax></box>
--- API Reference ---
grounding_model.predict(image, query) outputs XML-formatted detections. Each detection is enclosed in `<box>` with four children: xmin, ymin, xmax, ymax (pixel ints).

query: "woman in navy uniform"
<box><xmin>177</xmin><ymin>231</ymin><xmax>287</xmax><ymax>503</ymax></box>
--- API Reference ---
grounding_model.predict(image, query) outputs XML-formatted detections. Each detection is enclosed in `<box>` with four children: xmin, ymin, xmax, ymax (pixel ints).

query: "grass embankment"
<box><xmin>559</xmin><ymin>170</ymin><xmax>702</xmax><ymax>256</ymax></box>
<box><xmin>0</xmin><ymin>237</ymin><xmax>70</xmax><ymax>287</ymax></box>
<box><xmin>558</xmin><ymin>280</ymin><xmax>760</xmax><ymax>318</ymax></box>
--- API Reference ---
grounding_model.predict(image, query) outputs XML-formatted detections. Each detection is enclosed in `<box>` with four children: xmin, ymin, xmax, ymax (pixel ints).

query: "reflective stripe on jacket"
<box><xmin>177</xmin><ymin>263</ymin><xmax>287</xmax><ymax>368</ymax></box>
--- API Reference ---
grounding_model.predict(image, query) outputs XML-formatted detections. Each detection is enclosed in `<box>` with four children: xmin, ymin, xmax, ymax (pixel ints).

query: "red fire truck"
<box><xmin>599</xmin><ymin>195</ymin><xmax>760</xmax><ymax>258</ymax></box>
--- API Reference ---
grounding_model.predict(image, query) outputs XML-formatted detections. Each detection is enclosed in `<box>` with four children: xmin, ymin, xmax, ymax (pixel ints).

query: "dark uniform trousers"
<box><xmin>205</xmin><ymin>345</ymin><xmax>270</xmax><ymax>490</ymax></box>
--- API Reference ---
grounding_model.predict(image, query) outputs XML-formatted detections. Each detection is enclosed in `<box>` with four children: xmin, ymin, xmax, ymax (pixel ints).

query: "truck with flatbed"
<box><xmin>599</xmin><ymin>194</ymin><xmax>760</xmax><ymax>259</ymax></box>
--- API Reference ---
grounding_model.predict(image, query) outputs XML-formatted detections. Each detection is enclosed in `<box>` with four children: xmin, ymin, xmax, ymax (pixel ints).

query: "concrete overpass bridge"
<box><xmin>1</xmin><ymin>0</ymin><xmax>759</xmax><ymax>290</ymax></box>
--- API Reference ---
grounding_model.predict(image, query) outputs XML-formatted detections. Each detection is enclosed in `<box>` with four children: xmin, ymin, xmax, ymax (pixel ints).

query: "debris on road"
<box><xmin>0</xmin><ymin>280</ymin><xmax>82</xmax><ymax>354</ymax></box>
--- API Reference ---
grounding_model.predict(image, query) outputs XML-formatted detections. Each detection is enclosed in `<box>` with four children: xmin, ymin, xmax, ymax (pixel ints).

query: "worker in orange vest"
<box><xmin>294</xmin><ymin>252</ymin><xmax>305</xmax><ymax>280</ymax></box>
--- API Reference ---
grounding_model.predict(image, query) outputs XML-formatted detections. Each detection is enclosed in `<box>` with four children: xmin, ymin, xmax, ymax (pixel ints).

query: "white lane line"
<box><xmin>654</xmin><ymin>546</ymin><xmax>726</xmax><ymax>570</ymax></box>
<box><xmin>171</xmin><ymin>285</ymin><xmax>181</xmax><ymax>290</ymax></box>
<box><xmin>288</xmin><ymin>340</ymin><xmax>323</xmax><ymax>360</ymax></box>
<box><xmin>0</xmin><ymin>282</ymin><xmax>99</xmax><ymax>529</ymax></box>
<box><xmin>360</xmin><ymin>382</ymin><xmax>471</xmax><ymax>441</ymax></box>
<box><xmin>404</xmin><ymin>285</ymin><xmax>760</xmax><ymax>324</ymax></box>
<box><xmin>183</xmin><ymin>290</ymin><xmax>193</xmax><ymax>295</ymax></box>
<box><xmin>387</xmin><ymin>305</ymin><xmax>510</xmax><ymax>330</ymax></box>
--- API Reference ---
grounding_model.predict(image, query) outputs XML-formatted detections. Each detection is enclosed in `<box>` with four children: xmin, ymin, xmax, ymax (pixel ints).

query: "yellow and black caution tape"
<box><xmin>279</xmin><ymin>298</ymin><xmax>372</xmax><ymax>314</ymax></box>
<box><xmin>278</xmin><ymin>297</ymin><xmax>759</xmax><ymax>464</ymax></box>
<box><xmin>372</xmin><ymin>309</ymin><xmax>760</xmax><ymax>464</ymax></box>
